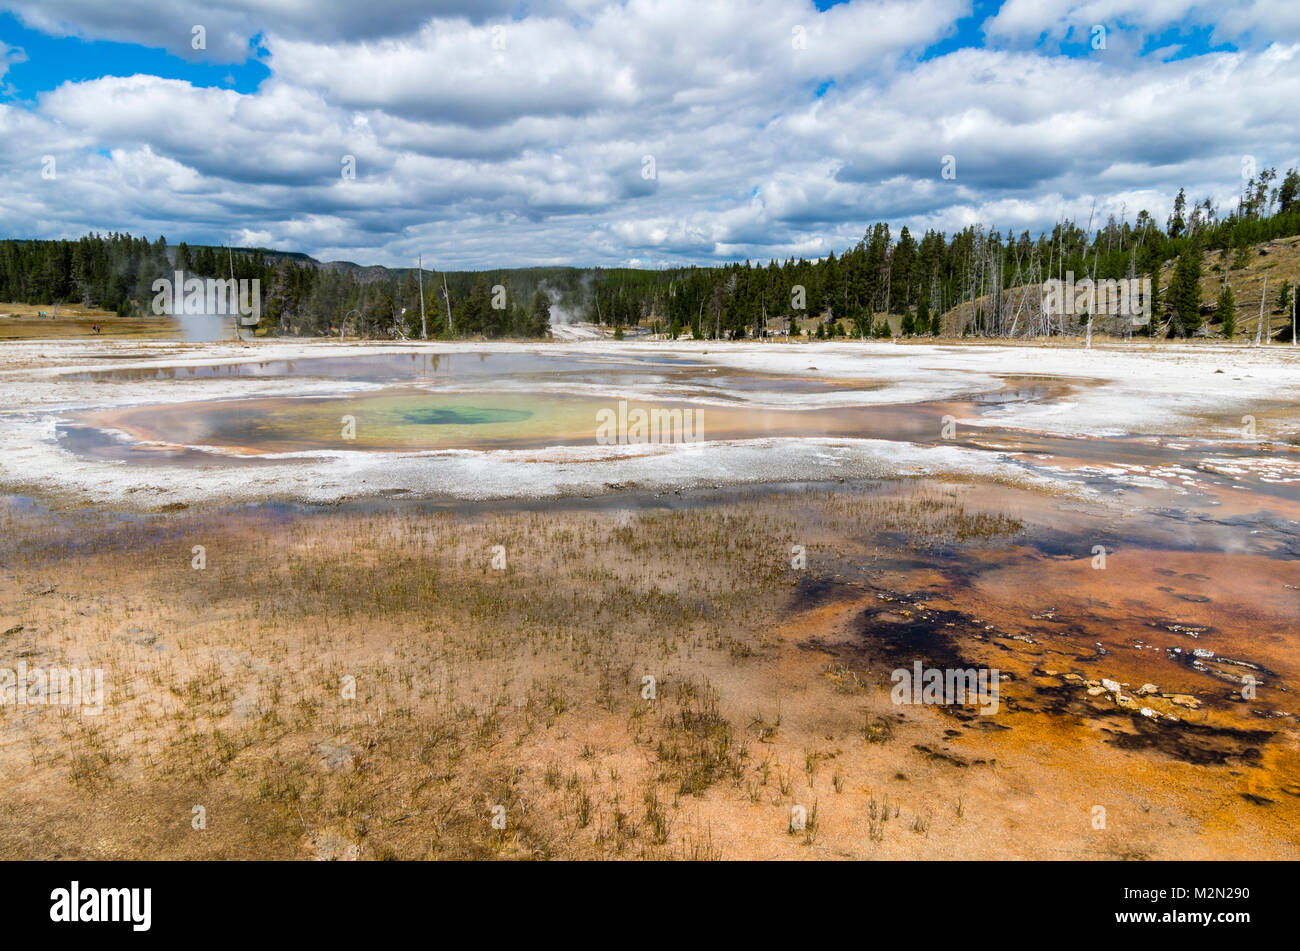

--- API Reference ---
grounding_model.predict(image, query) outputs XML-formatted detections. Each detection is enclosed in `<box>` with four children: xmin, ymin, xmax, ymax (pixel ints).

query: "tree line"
<box><xmin>2</xmin><ymin>167</ymin><xmax>1297</xmax><ymax>340</ymax></box>
<box><xmin>0</xmin><ymin>235</ymin><xmax>559</xmax><ymax>338</ymax></box>
<box><xmin>584</xmin><ymin>168</ymin><xmax>1300</xmax><ymax>340</ymax></box>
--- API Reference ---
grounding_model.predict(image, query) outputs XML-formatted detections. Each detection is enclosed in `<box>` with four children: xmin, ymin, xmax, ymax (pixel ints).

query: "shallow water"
<box><xmin>33</xmin><ymin>348</ymin><xmax>1300</xmax><ymax>536</ymax></box>
<box><xmin>60</xmin><ymin>350</ymin><xmax>883</xmax><ymax>398</ymax></box>
<box><xmin>60</xmin><ymin>350</ymin><xmax>953</xmax><ymax>458</ymax></box>
<box><xmin>75</xmin><ymin>388</ymin><xmax>942</xmax><ymax>455</ymax></box>
<box><xmin>65</xmin><ymin>368</ymin><xmax>1300</xmax><ymax>514</ymax></box>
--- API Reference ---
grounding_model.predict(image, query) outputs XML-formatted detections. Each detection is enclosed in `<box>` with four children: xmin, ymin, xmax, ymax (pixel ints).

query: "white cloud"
<box><xmin>986</xmin><ymin>0</ymin><xmax>1300</xmax><ymax>47</ymax></box>
<box><xmin>0</xmin><ymin>39</ymin><xmax>26</xmax><ymax>90</ymax></box>
<box><xmin>1</xmin><ymin>0</ymin><xmax>530</xmax><ymax>61</ymax></box>
<box><xmin>1</xmin><ymin>0</ymin><xmax>1297</xmax><ymax>268</ymax></box>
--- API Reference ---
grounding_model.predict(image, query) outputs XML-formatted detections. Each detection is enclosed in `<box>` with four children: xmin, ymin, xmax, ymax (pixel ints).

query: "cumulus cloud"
<box><xmin>1</xmin><ymin>0</ymin><xmax>531</xmax><ymax>61</ymax></box>
<box><xmin>986</xmin><ymin>0</ymin><xmax>1300</xmax><ymax>48</ymax></box>
<box><xmin>0</xmin><ymin>0</ymin><xmax>1297</xmax><ymax>268</ymax></box>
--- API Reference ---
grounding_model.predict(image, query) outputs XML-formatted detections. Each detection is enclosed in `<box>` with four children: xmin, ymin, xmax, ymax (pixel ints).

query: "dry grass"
<box><xmin>0</xmin><ymin>303</ymin><xmax>177</xmax><ymax>339</ymax></box>
<box><xmin>0</xmin><ymin>482</ymin><xmax>1295</xmax><ymax>859</ymax></box>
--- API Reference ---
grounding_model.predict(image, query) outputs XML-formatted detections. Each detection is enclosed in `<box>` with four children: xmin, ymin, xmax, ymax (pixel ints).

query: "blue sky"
<box><xmin>0</xmin><ymin>0</ymin><xmax>1296</xmax><ymax>268</ymax></box>
<box><xmin>0</xmin><ymin>2</ymin><xmax>1236</xmax><ymax>100</ymax></box>
<box><xmin>0</xmin><ymin>12</ymin><xmax>270</xmax><ymax>96</ymax></box>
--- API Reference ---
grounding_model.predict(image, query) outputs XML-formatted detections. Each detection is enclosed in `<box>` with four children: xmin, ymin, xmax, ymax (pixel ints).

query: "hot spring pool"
<box><xmin>76</xmin><ymin>388</ymin><xmax>914</xmax><ymax>455</ymax></box>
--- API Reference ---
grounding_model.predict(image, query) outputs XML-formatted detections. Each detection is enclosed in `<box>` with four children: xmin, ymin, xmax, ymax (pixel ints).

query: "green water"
<box><xmin>122</xmin><ymin>390</ymin><xmax>654</xmax><ymax>452</ymax></box>
<box><xmin>401</xmin><ymin>406</ymin><xmax>533</xmax><ymax>426</ymax></box>
<box><xmin>89</xmin><ymin>385</ymin><xmax>944</xmax><ymax>456</ymax></box>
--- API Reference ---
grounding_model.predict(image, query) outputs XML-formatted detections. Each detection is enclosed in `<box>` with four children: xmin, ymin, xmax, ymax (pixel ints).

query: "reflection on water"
<box><xmin>59</xmin><ymin>351</ymin><xmax>883</xmax><ymax>398</ymax></box>
<box><xmin>56</xmin><ymin>423</ymin><xmax>298</xmax><ymax>467</ymax></box>
<box><xmin>63</xmin><ymin>352</ymin><xmax>580</xmax><ymax>382</ymax></box>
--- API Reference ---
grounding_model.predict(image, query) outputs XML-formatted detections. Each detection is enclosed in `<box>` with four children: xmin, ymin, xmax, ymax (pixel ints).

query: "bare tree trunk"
<box><xmin>418</xmin><ymin>254</ymin><xmax>426</xmax><ymax>340</ymax></box>
<box><xmin>1257</xmin><ymin>275</ymin><xmax>1267</xmax><ymax>346</ymax></box>
<box><xmin>442</xmin><ymin>272</ymin><xmax>453</xmax><ymax>335</ymax></box>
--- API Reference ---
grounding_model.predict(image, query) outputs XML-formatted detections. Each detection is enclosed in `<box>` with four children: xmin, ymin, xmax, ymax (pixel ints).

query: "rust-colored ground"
<box><xmin>1</xmin><ymin>480</ymin><xmax>1295</xmax><ymax>859</ymax></box>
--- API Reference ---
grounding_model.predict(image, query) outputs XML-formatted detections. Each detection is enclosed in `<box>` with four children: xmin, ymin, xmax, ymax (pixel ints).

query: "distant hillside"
<box><xmin>1197</xmin><ymin>235</ymin><xmax>1300</xmax><ymax>339</ymax></box>
<box><xmin>185</xmin><ymin>245</ymin><xmax>591</xmax><ymax>287</ymax></box>
<box><xmin>937</xmin><ymin>234</ymin><xmax>1300</xmax><ymax>341</ymax></box>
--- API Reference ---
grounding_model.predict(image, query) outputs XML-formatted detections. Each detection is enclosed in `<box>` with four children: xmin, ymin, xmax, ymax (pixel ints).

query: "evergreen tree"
<box><xmin>1217</xmin><ymin>283</ymin><xmax>1236</xmax><ymax>337</ymax></box>
<box><xmin>1167</xmin><ymin>188</ymin><xmax>1187</xmax><ymax>238</ymax></box>
<box><xmin>1281</xmin><ymin>169</ymin><xmax>1300</xmax><ymax>215</ymax></box>
<box><xmin>889</xmin><ymin>227</ymin><xmax>916</xmax><ymax>313</ymax></box>
<box><xmin>1169</xmin><ymin>247</ymin><xmax>1202</xmax><ymax>336</ymax></box>
<box><xmin>531</xmin><ymin>288</ymin><xmax>552</xmax><ymax>336</ymax></box>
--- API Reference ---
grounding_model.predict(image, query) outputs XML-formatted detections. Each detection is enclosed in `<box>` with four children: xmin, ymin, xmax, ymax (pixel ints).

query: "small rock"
<box><xmin>314</xmin><ymin>739</ymin><xmax>358</xmax><ymax>772</ymax></box>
